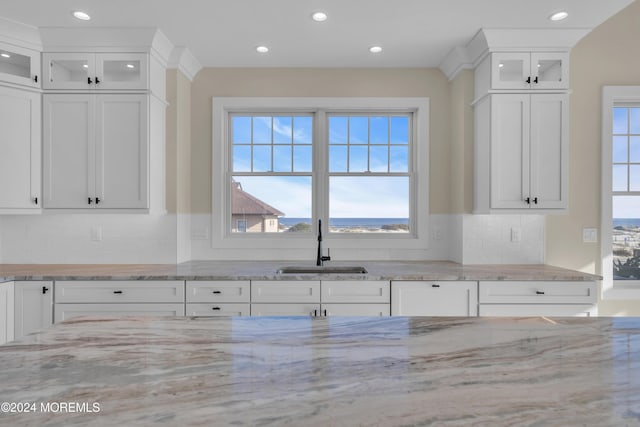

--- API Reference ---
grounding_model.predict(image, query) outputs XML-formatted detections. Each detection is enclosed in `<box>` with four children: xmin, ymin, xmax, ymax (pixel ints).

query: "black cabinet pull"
<box><xmin>95</xmin><ymin>77</ymin><xmax>100</xmax><ymax>84</ymax></box>
<box><xmin>533</xmin><ymin>197</ymin><xmax>538</xmax><ymax>205</ymax></box>
<box><xmin>525</xmin><ymin>197</ymin><xmax>531</xmax><ymax>205</ymax></box>
<box><xmin>534</xmin><ymin>76</ymin><xmax>539</xmax><ymax>84</ymax></box>
<box><xmin>34</xmin><ymin>75</ymin><xmax>38</xmax><ymax>83</ymax></box>
<box><xmin>212</xmin><ymin>291</ymin><xmax>222</xmax><ymax>294</ymax></box>
<box><xmin>95</xmin><ymin>197</ymin><xmax>101</xmax><ymax>205</ymax></box>
<box><xmin>526</xmin><ymin>76</ymin><xmax>531</xmax><ymax>84</ymax></box>
<box><xmin>432</xmin><ymin>284</ymin><xmax>440</xmax><ymax>288</ymax></box>
<box><xmin>34</xmin><ymin>197</ymin><xmax>38</xmax><ymax>205</ymax></box>
<box><xmin>323</xmin><ymin>309</ymin><xmax>327</xmax><ymax>316</ymax></box>
<box><xmin>113</xmin><ymin>290</ymin><xmax>123</xmax><ymax>294</ymax></box>
<box><xmin>212</xmin><ymin>307</ymin><xmax>221</xmax><ymax>311</ymax></box>
<box><xmin>88</xmin><ymin>77</ymin><xmax>93</xmax><ymax>84</ymax></box>
<box><xmin>536</xmin><ymin>290</ymin><xmax>545</xmax><ymax>295</ymax></box>
<box><xmin>42</xmin><ymin>286</ymin><xmax>49</xmax><ymax>294</ymax></box>
<box><xmin>313</xmin><ymin>309</ymin><xmax>317</xmax><ymax>317</ymax></box>
<box><xmin>88</xmin><ymin>197</ymin><xmax>93</xmax><ymax>205</ymax></box>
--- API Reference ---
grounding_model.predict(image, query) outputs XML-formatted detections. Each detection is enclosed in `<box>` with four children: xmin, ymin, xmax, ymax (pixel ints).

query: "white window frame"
<box><xmin>601</xmin><ymin>86</ymin><xmax>640</xmax><ymax>299</ymax></box>
<box><xmin>212</xmin><ymin>97</ymin><xmax>430</xmax><ymax>254</ymax></box>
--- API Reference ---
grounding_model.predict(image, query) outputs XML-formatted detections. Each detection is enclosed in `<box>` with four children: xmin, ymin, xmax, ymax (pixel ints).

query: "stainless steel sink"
<box><xmin>277</xmin><ymin>266</ymin><xmax>368</xmax><ymax>274</ymax></box>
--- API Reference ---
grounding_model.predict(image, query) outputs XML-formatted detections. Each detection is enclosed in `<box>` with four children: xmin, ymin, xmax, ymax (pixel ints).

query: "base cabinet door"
<box><xmin>322</xmin><ymin>304</ymin><xmax>390</xmax><ymax>317</ymax></box>
<box><xmin>479</xmin><ymin>304</ymin><xmax>595</xmax><ymax>317</ymax></box>
<box><xmin>15</xmin><ymin>281</ymin><xmax>53</xmax><ymax>339</ymax></box>
<box><xmin>0</xmin><ymin>282</ymin><xmax>15</xmax><ymax>344</ymax></box>
<box><xmin>54</xmin><ymin>303</ymin><xmax>185</xmax><ymax>322</ymax></box>
<box><xmin>391</xmin><ymin>281</ymin><xmax>478</xmax><ymax>316</ymax></box>
<box><xmin>187</xmin><ymin>303</ymin><xmax>250</xmax><ymax>316</ymax></box>
<box><xmin>251</xmin><ymin>303</ymin><xmax>320</xmax><ymax>316</ymax></box>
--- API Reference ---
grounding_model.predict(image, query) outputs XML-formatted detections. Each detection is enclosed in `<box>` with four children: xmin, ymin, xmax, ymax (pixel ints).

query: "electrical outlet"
<box><xmin>510</xmin><ymin>227</ymin><xmax>522</xmax><ymax>243</ymax></box>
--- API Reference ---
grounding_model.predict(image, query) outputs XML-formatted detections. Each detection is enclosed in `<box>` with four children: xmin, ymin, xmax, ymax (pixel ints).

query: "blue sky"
<box><xmin>613</xmin><ymin>107</ymin><xmax>640</xmax><ymax>218</ymax></box>
<box><xmin>231</xmin><ymin>114</ymin><xmax>410</xmax><ymax>218</ymax></box>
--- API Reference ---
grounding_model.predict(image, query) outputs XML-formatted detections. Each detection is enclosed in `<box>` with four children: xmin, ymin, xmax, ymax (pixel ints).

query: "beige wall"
<box><xmin>449</xmin><ymin>70</ymin><xmax>475</xmax><ymax>214</ymax></box>
<box><xmin>190</xmin><ymin>68</ymin><xmax>451</xmax><ymax>215</ymax></box>
<box><xmin>545</xmin><ymin>0</ymin><xmax>640</xmax><ymax>315</ymax></box>
<box><xmin>166</xmin><ymin>69</ymin><xmax>192</xmax><ymax>214</ymax></box>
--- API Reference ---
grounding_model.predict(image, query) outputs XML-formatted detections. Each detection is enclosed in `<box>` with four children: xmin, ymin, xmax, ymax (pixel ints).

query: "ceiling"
<box><xmin>0</xmin><ymin>0</ymin><xmax>635</xmax><ymax>68</ymax></box>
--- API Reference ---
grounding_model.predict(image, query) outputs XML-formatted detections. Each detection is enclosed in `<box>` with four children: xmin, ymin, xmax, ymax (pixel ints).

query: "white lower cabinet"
<box><xmin>251</xmin><ymin>303</ymin><xmax>321</xmax><ymax>317</ymax></box>
<box><xmin>55</xmin><ymin>303</ymin><xmax>185</xmax><ymax>322</ymax></box>
<box><xmin>391</xmin><ymin>281</ymin><xmax>478</xmax><ymax>316</ymax></box>
<box><xmin>186</xmin><ymin>281</ymin><xmax>250</xmax><ymax>316</ymax></box>
<box><xmin>478</xmin><ymin>281</ymin><xmax>597</xmax><ymax>317</ymax></box>
<box><xmin>15</xmin><ymin>281</ymin><xmax>53</xmax><ymax>339</ymax></box>
<box><xmin>0</xmin><ymin>282</ymin><xmax>15</xmax><ymax>344</ymax></box>
<box><xmin>322</xmin><ymin>304</ymin><xmax>390</xmax><ymax>316</ymax></box>
<box><xmin>54</xmin><ymin>280</ymin><xmax>185</xmax><ymax>322</ymax></box>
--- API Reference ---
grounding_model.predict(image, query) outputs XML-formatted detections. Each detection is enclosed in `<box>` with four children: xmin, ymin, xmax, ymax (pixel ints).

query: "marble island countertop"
<box><xmin>0</xmin><ymin>260</ymin><xmax>601</xmax><ymax>282</ymax></box>
<box><xmin>1</xmin><ymin>316</ymin><xmax>639</xmax><ymax>426</ymax></box>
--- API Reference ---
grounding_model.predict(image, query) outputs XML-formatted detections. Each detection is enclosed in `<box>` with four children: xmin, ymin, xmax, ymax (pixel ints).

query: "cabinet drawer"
<box><xmin>479</xmin><ymin>304</ymin><xmax>595</xmax><ymax>317</ymax></box>
<box><xmin>251</xmin><ymin>281</ymin><xmax>320</xmax><ymax>303</ymax></box>
<box><xmin>186</xmin><ymin>303</ymin><xmax>250</xmax><ymax>316</ymax></box>
<box><xmin>55</xmin><ymin>281</ymin><xmax>185</xmax><ymax>303</ymax></box>
<box><xmin>479</xmin><ymin>281</ymin><xmax>596</xmax><ymax>304</ymax></box>
<box><xmin>186</xmin><ymin>281</ymin><xmax>250</xmax><ymax>303</ymax></box>
<box><xmin>54</xmin><ymin>303</ymin><xmax>185</xmax><ymax>322</ymax></box>
<box><xmin>322</xmin><ymin>303</ymin><xmax>390</xmax><ymax>317</ymax></box>
<box><xmin>391</xmin><ymin>281</ymin><xmax>478</xmax><ymax>316</ymax></box>
<box><xmin>321</xmin><ymin>281</ymin><xmax>390</xmax><ymax>303</ymax></box>
<box><xmin>251</xmin><ymin>303</ymin><xmax>320</xmax><ymax>316</ymax></box>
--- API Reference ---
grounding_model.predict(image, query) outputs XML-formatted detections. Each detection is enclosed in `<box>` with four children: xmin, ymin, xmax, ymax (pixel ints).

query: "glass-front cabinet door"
<box><xmin>43</xmin><ymin>53</ymin><xmax>94</xmax><ymax>90</ymax></box>
<box><xmin>95</xmin><ymin>53</ymin><xmax>148</xmax><ymax>90</ymax></box>
<box><xmin>530</xmin><ymin>52</ymin><xmax>568</xmax><ymax>90</ymax></box>
<box><xmin>0</xmin><ymin>43</ymin><xmax>40</xmax><ymax>88</ymax></box>
<box><xmin>491</xmin><ymin>52</ymin><xmax>569</xmax><ymax>90</ymax></box>
<box><xmin>43</xmin><ymin>52</ymin><xmax>148</xmax><ymax>90</ymax></box>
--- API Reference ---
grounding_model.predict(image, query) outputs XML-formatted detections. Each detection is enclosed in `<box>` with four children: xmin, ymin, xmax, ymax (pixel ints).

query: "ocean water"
<box><xmin>614</xmin><ymin>218</ymin><xmax>640</xmax><ymax>227</ymax></box>
<box><xmin>279</xmin><ymin>218</ymin><xmax>409</xmax><ymax>229</ymax></box>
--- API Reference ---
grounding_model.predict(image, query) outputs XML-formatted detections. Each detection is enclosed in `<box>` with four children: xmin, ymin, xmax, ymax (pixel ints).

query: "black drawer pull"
<box><xmin>536</xmin><ymin>290</ymin><xmax>545</xmax><ymax>295</ymax></box>
<box><xmin>42</xmin><ymin>286</ymin><xmax>49</xmax><ymax>294</ymax></box>
<box><xmin>212</xmin><ymin>307</ymin><xmax>221</xmax><ymax>311</ymax></box>
<box><xmin>432</xmin><ymin>284</ymin><xmax>440</xmax><ymax>288</ymax></box>
<box><xmin>113</xmin><ymin>290</ymin><xmax>123</xmax><ymax>294</ymax></box>
<box><xmin>212</xmin><ymin>291</ymin><xmax>222</xmax><ymax>294</ymax></box>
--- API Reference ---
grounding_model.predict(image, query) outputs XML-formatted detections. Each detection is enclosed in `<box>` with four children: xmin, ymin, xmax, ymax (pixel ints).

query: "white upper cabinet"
<box><xmin>0</xmin><ymin>42</ymin><xmax>40</xmax><ymax>88</ymax></box>
<box><xmin>43</xmin><ymin>93</ymin><xmax>149</xmax><ymax>210</ymax></box>
<box><xmin>0</xmin><ymin>86</ymin><xmax>41</xmax><ymax>213</ymax></box>
<box><xmin>43</xmin><ymin>52</ymin><xmax>148</xmax><ymax>91</ymax></box>
<box><xmin>490</xmin><ymin>52</ymin><xmax>568</xmax><ymax>90</ymax></box>
<box><xmin>488</xmin><ymin>93</ymin><xmax>568</xmax><ymax>211</ymax></box>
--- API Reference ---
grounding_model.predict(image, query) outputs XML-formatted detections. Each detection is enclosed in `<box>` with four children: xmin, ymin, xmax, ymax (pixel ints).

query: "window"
<box><xmin>212</xmin><ymin>97</ymin><xmax>429</xmax><ymax>255</ymax></box>
<box><xmin>602</xmin><ymin>87</ymin><xmax>640</xmax><ymax>298</ymax></box>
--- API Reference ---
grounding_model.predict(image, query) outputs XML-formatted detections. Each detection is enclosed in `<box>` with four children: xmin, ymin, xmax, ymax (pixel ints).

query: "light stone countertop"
<box><xmin>0</xmin><ymin>260</ymin><xmax>601</xmax><ymax>282</ymax></box>
<box><xmin>0</xmin><ymin>316</ymin><xmax>638</xmax><ymax>426</ymax></box>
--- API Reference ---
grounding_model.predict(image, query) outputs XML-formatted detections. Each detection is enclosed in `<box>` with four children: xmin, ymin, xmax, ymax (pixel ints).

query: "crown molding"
<box><xmin>167</xmin><ymin>46</ymin><xmax>203</xmax><ymax>81</ymax></box>
<box><xmin>0</xmin><ymin>16</ymin><xmax>42</xmax><ymax>50</ymax></box>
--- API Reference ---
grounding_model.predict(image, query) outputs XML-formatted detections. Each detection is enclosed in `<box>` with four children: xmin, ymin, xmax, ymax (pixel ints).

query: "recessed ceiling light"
<box><xmin>549</xmin><ymin>11</ymin><xmax>568</xmax><ymax>21</ymax></box>
<box><xmin>72</xmin><ymin>11</ymin><xmax>91</xmax><ymax>21</ymax></box>
<box><xmin>0</xmin><ymin>53</ymin><xmax>10</xmax><ymax>58</ymax></box>
<box><xmin>256</xmin><ymin>46</ymin><xmax>269</xmax><ymax>54</ymax></box>
<box><xmin>312</xmin><ymin>11</ymin><xmax>328</xmax><ymax>22</ymax></box>
<box><xmin>369</xmin><ymin>46</ymin><xmax>383</xmax><ymax>54</ymax></box>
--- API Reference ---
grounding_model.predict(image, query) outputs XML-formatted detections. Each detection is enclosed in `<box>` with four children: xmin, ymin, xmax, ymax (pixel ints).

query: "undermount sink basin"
<box><xmin>277</xmin><ymin>266</ymin><xmax>368</xmax><ymax>274</ymax></box>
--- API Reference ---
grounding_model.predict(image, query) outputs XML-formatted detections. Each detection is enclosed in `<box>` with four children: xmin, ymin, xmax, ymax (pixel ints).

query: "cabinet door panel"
<box><xmin>479</xmin><ymin>281</ymin><xmax>596</xmax><ymax>304</ymax></box>
<box><xmin>530</xmin><ymin>52</ymin><xmax>569</xmax><ymax>90</ymax></box>
<box><xmin>43</xmin><ymin>53</ymin><xmax>94</xmax><ymax>90</ymax></box>
<box><xmin>186</xmin><ymin>281</ymin><xmax>250</xmax><ymax>303</ymax></box>
<box><xmin>95</xmin><ymin>95</ymin><xmax>148</xmax><ymax>208</ymax></box>
<box><xmin>0</xmin><ymin>43</ymin><xmax>40</xmax><ymax>88</ymax></box>
<box><xmin>251</xmin><ymin>303</ymin><xmax>320</xmax><ymax>316</ymax></box>
<box><xmin>95</xmin><ymin>53</ymin><xmax>148</xmax><ymax>90</ymax></box>
<box><xmin>479</xmin><ymin>304</ymin><xmax>594</xmax><ymax>317</ymax></box>
<box><xmin>251</xmin><ymin>281</ymin><xmax>320</xmax><ymax>303</ymax></box>
<box><xmin>530</xmin><ymin>94</ymin><xmax>568</xmax><ymax>209</ymax></box>
<box><xmin>54</xmin><ymin>303</ymin><xmax>185</xmax><ymax>322</ymax></box>
<box><xmin>490</xmin><ymin>94</ymin><xmax>530</xmax><ymax>209</ymax></box>
<box><xmin>491</xmin><ymin>52</ymin><xmax>530</xmax><ymax>90</ymax></box>
<box><xmin>0</xmin><ymin>282</ymin><xmax>15</xmax><ymax>344</ymax></box>
<box><xmin>322</xmin><ymin>304</ymin><xmax>390</xmax><ymax>316</ymax></box>
<box><xmin>391</xmin><ymin>281</ymin><xmax>478</xmax><ymax>316</ymax></box>
<box><xmin>14</xmin><ymin>281</ymin><xmax>53</xmax><ymax>339</ymax></box>
<box><xmin>187</xmin><ymin>303</ymin><xmax>250</xmax><ymax>316</ymax></box>
<box><xmin>321</xmin><ymin>281</ymin><xmax>390</xmax><ymax>303</ymax></box>
<box><xmin>0</xmin><ymin>87</ymin><xmax>40</xmax><ymax>210</ymax></box>
<box><xmin>43</xmin><ymin>94</ymin><xmax>93</xmax><ymax>208</ymax></box>
<box><xmin>55</xmin><ymin>281</ymin><xmax>185</xmax><ymax>303</ymax></box>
